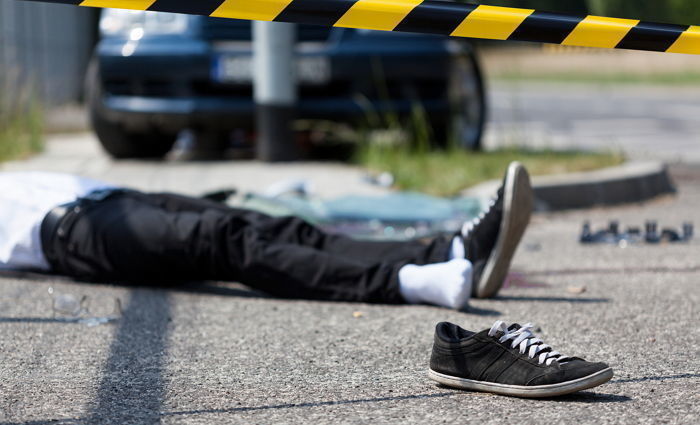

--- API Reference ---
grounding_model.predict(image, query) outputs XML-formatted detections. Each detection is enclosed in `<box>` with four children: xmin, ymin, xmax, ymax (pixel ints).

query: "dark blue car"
<box><xmin>87</xmin><ymin>9</ymin><xmax>485</xmax><ymax>158</ymax></box>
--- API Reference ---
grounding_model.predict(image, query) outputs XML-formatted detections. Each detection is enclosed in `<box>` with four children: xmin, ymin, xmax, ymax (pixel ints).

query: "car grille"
<box><xmin>201</xmin><ymin>18</ymin><xmax>332</xmax><ymax>42</ymax></box>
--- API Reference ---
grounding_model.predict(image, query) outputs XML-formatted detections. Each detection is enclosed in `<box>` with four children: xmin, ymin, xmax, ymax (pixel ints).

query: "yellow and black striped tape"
<box><xmin>24</xmin><ymin>0</ymin><xmax>700</xmax><ymax>55</ymax></box>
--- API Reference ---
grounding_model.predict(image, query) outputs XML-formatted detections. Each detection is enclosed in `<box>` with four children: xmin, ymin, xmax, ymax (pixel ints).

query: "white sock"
<box><xmin>448</xmin><ymin>236</ymin><xmax>465</xmax><ymax>260</ymax></box>
<box><xmin>398</xmin><ymin>259</ymin><xmax>473</xmax><ymax>310</ymax></box>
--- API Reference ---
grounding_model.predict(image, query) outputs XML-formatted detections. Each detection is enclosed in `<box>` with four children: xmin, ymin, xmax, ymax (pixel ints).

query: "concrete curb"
<box><xmin>464</xmin><ymin>161</ymin><xmax>676</xmax><ymax>211</ymax></box>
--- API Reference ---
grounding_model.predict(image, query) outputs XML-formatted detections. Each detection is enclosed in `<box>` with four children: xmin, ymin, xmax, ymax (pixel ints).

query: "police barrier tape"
<box><xmin>20</xmin><ymin>0</ymin><xmax>700</xmax><ymax>55</ymax></box>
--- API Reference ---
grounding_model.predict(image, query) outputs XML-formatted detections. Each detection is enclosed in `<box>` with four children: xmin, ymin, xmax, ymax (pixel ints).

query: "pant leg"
<box><xmin>234</xmin><ymin>214</ymin><xmax>452</xmax><ymax>266</ymax></box>
<box><xmin>53</xmin><ymin>192</ymin><xmax>407</xmax><ymax>303</ymax></box>
<box><xmin>147</xmin><ymin>192</ymin><xmax>234</xmax><ymax>213</ymax></box>
<box><xmin>147</xmin><ymin>192</ymin><xmax>452</xmax><ymax>266</ymax></box>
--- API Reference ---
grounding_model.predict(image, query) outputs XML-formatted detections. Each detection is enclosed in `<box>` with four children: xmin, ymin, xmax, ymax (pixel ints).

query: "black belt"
<box><xmin>40</xmin><ymin>188</ymin><xmax>130</xmax><ymax>272</ymax></box>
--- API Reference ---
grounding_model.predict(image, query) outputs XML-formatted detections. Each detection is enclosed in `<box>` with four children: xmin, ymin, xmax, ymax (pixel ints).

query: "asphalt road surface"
<box><xmin>1</xmin><ymin>135</ymin><xmax>698</xmax><ymax>424</ymax></box>
<box><xmin>486</xmin><ymin>82</ymin><xmax>700</xmax><ymax>163</ymax></box>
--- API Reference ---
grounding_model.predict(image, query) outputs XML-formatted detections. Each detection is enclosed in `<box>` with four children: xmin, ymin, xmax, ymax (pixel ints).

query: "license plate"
<box><xmin>215</xmin><ymin>56</ymin><xmax>331</xmax><ymax>84</ymax></box>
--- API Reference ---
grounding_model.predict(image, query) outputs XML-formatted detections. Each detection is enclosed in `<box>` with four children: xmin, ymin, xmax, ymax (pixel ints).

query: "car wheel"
<box><xmin>433</xmin><ymin>50</ymin><xmax>486</xmax><ymax>151</ymax></box>
<box><xmin>86</xmin><ymin>58</ymin><xmax>176</xmax><ymax>159</ymax></box>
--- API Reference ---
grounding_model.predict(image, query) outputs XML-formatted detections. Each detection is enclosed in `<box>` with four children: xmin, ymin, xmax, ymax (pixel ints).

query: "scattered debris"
<box><xmin>524</xmin><ymin>242</ymin><xmax>542</xmax><ymax>252</ymax></box>
<box><xmin>364</xmin><ymin>172</ymin><xmax>394</xmax><ymax>188</ymax></box>
<box><xmin>50</xmin><ymin>289</ymin><xmax>122</xmax><ymax>327</ymax></box>
<box><xmin>567</xmin><ymin>286</ymin><xmax>587</xmax><ymax>294</ymax></box>
<box><xmin>52</xmin><ymin>293</ymin><xmax>86</xmax><ymax>317</ymax></box>
<box><xmin>261</xmin><ymin>179</ymin><xmax>315</xmax><ymax>198</ymax></box>
<box><xmin>580</xmin><ymin>220</ymin><xmax>693</xmax><ymax>246</ymax></box>
<box><xmin>352</xmin><ymin>311</ymin><xmax>364</xmax><ymax>318</ymax></box>
<box><xmin>79</xmin><ymin>315</ymin><xmax>120</xmax><ymax>327</ymax></box>
<box><xmin>238</xmin><ymin>189</ymin><xmax>483</xmax><ymax>240</ymax></box>
<box><xmin>502</xmin><ymin>272</ymin><xmax>550</xmax><ymax>289</ymax></box>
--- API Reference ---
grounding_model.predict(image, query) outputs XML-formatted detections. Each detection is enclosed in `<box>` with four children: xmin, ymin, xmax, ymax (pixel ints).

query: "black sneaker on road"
<box><xmin>429</xmin><ymin>321</ymin><xmax>613</xmax><ymax>398</ymax></box>
<box><xmin>463</xmin><ymin>162</ymin><xmax>533</xmax><ymax>298</ymax></box>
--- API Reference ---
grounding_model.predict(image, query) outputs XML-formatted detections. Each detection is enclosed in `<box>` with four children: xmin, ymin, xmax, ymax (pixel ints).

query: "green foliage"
<box><xmin>586</xmin><ymin>0</ymin><xmax>700</xmax><ymax>25</ymax></box>
<box><xmin>0</xmin><ymin>86</ymin><xmax>44</xmax><ymax>163</ymax></box>
<box><xmin>473</xmin><ymin>0</ymin><xmax>589</xmax><ymax>15</ymax></box>
<box><xmin>495</xmin><ymin>71</ymin><xmax>700</xmax><ymax>85</ymax></box>
<box><xmin>472</xmin><ymin>0</ymin><xmax>700</xmax><ymax>25</ymax></box>
<box><xmin>357</xmin><ymin>144</ymin><xmax>624</xmax><ymax>197</ymax></box>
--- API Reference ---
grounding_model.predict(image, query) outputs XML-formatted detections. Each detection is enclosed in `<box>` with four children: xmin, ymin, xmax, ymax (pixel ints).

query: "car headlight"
<box><xmin>100</xmin><ymin>9</ymin><xmax>189</xmax><ymax>37</ymax></box>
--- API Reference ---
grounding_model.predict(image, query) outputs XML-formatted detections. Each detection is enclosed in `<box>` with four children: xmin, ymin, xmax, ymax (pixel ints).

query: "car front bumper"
<box><xmin>102</xmin><ymin>94</ymin><xmax>449</xmax><ymax>132</ymax></box>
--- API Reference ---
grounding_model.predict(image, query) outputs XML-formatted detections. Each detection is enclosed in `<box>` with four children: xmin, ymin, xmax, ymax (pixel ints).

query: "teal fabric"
<box><xmin>237</xmin><ymin>192</ymin><xmax>483</xmax><ymax>240</ymax></box>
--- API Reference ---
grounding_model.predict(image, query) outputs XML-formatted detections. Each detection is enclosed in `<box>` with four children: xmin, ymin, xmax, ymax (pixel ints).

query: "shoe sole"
<box><xmin>474</xmin><ymin>162</ymin><xmax>533</xmax><ymax>298</ymax></box>
<box><xmin>428</xmin><ymin>367</ymin><xmax>614</xmax><ymax>398</ymax></box>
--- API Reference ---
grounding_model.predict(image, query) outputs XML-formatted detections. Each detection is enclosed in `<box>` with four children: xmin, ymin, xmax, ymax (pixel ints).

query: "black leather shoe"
<box><xmin>429</xmin><ymin>321</ymin><xmax>613</xmax><ymax>398</ymax></box>
<box><xmin>463</xmin><ymin>162</ymin><xmax>533</xmax><ymax>298</ymax></box>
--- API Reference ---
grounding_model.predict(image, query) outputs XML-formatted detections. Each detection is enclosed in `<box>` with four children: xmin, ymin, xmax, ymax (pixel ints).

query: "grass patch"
<box><xmin>493</xmin><ymin>71</ymin><xmax>700</xmax><ymax>86</ymax></box>
<box><xmin>357</xmin><ymin>145</ymin><xmax>624</xmax><ymax>197</ymax></box>
<box><xmin>0</xmin><ymin>95</ymin><xmax>44</xmax><ymax>163</ymax></box>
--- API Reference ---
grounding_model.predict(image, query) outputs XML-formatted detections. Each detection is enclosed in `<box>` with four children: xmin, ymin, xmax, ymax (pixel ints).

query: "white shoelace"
<box><xmin>461</xmin><ymin>197</ymin><xmax>497</xmax><ymax>238</ymax></box>
<box><xmin>488</xmin><ymin>321</ymin><xmax>572</xmax><ymax>366</ymax></box>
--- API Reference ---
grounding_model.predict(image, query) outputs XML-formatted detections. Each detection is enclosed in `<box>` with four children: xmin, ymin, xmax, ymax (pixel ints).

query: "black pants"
<box><xmin>41</xmin><ymin>191</ymin><xmax>451</xmax><ymax>304</ymax></box>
